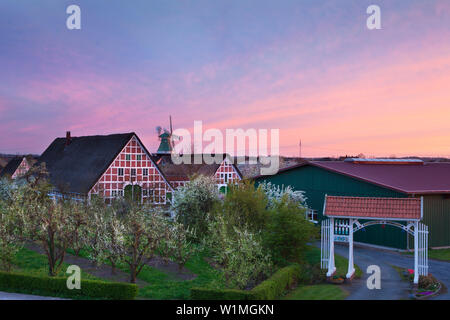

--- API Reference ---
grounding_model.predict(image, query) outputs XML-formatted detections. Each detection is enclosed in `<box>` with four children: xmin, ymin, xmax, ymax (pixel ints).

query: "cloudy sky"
<box><xmin>0</xmin><ymin>0</ymin><xmax>449</xmax><ymax>157</ymax></box>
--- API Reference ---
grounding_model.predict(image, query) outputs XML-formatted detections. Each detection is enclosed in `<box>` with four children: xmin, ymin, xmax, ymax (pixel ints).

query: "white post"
<box><xmin>327</xmin><ymin>217</ymin><xmax>336</xmax><ymax>277</ymax></box>
<box><xmin>346</xmin><ymin>218</ymin><xmax>355</xmax><ymax>279</ymax></box>
<box><xmin>414</xmin><ymin>221</ymin><xmax>419</xmax><ymax>284</ymax></box>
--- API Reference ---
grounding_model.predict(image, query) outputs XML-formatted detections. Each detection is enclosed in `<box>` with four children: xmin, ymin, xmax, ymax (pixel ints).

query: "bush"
<box><xmin>217</xmin><ymin>180</ymin><xmax>269</xmax><ymax>233</ymax></box>
<box><xmin>418</xmin><ymin>274</ymin><xmax>438</xmax><ymax>290</ymax></box>
<box><xmin>249</xmin><ymin>264</ymin><xmax>302</xmax><ymax>300</ymax></box>
<box><xmin>258</xmin><ymin>181</ymin><xmax>307</xmax><ymax>209</ymax></box>
<box><xmin>205</xmin><ymin>214</ymin><xmax>273</xmax><ymax>289</ymax></box>
<box><xmin>190</xmin><ymin>264</ymin><xmax>305</xmax><ymax>300</ymax></box>
<box><xmin>172</xmin><ymin>175</ymin><xmax>219</xmax><ymax>242</ymax></box>
<box><xmin>263</xmin><ymin>196</ymin><xmax>315</xmax><ymax>265</ymax></box>
<box><xmin>190</xmin><ymin>288</ymin><xmax>253</xmax><ymax>300</ymax></box>
<box><xmin>0</xmin><ymin>271</ymin><xmax>138</xmax><ymax>299</ymax></box>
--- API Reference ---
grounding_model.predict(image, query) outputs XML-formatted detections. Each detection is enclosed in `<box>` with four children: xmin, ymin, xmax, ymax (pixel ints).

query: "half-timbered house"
<box><xmin>0</xmin><ymin>156</ymin><xmax>33</xmax><ymax>179</ymax></box>
<box><xmin>153</xmin><ymin>154</ymin><xmax>243</xmax><ymax>192</ymax></box>
<box><xmin>38</xmin><ymin>132</ymin><xmax>173</xmax><ymax>203</ymax></box>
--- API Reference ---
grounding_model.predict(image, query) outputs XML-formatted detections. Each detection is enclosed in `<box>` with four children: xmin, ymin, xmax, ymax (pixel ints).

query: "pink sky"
<box><xmin>0</xmin><ymin>1</ymin><xmax>449</xmax><ymax>158</ymax></box>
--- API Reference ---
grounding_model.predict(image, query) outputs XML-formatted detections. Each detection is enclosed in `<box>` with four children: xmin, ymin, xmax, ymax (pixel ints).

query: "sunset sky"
<box><xmin>1</xmin><ymin>0</ymin><xmax>449</xmax><ymax>157</ymax></box>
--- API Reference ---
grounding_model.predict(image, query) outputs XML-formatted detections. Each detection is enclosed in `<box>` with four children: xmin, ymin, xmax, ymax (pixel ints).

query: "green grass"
<box><xmin>282</xmin><ymin>246</ymin><xmax>361</xmax><ymax>300</ymax></box>
<box><xmin>69</xmin><ymin>246</ymin><xmax>225</xmax><ymax>300</ymax></box>
<box><xmin>11</xmin><ymin>244</ymin><xmax>363</xmax><ymax>300</ymax></box>
<box><xmin>428</xmin><ymin>249</ymin><xmax>450</xmax><ymax>261</ymax></box>
<box><xmin>12</xmin><ymin>246</ymin><xmax>224</xmax><ymax>300</ymax></box>
<box><xmin>12</xmin><ymin>247</ymin><xmax>100</xmax><ymax>280</ymax></box>
<box><xmin>283</xmin><ymin>284</ymin><xmax>348</xmax><ymax>300</ymax></box>
<box><xmin>403</xmin><ymin>248</ymin><xmax>450</xmax><ymax>261</ymax></box>
<box><xmin>305</xmin><ymin>246</ymin><xmax>363</xmax><ymax>278</ymax></box>
<box><xmin>135</xmin><ymin>251</ymin><xmax>225</xmax><ymax>299</ymax></box>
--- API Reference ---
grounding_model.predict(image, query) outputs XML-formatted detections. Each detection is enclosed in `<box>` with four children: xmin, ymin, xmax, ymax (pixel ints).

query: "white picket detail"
<box><xmin>321</xmin><ymin>219</ymin><xmax>331</xmax><ymax>269</ymax></box>
<box><xmin>417</xmin><ymin>223</ymin><xmax>429</xmax><ymax>277</ymax></box>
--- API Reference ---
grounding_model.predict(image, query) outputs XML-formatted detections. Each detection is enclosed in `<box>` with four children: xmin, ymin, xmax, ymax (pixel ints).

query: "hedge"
<box><xmin>249</xmin><ymin>264</ymin><xmax>301</xmax><ymax>299</ymax></box>
<box><xmin>190</xmin><ymin>264</ymin><xmax>304</xmax><ymax>300</ymax></box>
<box><xmin>0</xmin><ymin>271</ymin><xmax>138</xmax><ymax>300</ymax></box>
<box><xmin>190</xmin><ymin>288</ymin><xmax>254</xmax><ymax>300</ymax></box>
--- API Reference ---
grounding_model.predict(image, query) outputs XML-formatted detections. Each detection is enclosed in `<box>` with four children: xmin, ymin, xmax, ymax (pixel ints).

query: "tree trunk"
<box><xmin>130</xmin><ymin>266</ymin><xmax>137</xmax><ymax>283</ymax></box>
<box><xmin>111</xmin><ymin>261</ymin><xmax>116</xmax><ymax>275</ymax></box>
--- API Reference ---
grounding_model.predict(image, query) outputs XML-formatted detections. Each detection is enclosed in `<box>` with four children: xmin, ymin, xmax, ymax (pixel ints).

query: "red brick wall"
<box><xmin>89</xmin><ymin>136</ymin><xmax>172</xmax><ymax>204</ymax></box>
<box><xmin>11</xmin><ymin>158</ymin><xmax>31</xmax><ymax>179</ymax></box>
<box><xmin>214</xmin><ymin>159</ymin><xmax>241</xmax><ymax>185</ymax></box>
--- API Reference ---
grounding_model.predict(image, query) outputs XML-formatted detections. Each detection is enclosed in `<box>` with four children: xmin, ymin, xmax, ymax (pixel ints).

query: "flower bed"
<box><xmin>328</xmin><ymin>275</ymin><xmax>345</xmax><ymax>285</ymax></box>
<box><xmin>398</xmin><ymin>268</ymin><xmax>442</xmax><ymax>299</ymax></box>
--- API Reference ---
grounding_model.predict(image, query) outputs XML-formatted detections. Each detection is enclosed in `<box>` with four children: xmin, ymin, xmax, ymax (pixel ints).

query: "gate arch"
<box><xmin>320</xmin><ymin>195</ymin><xmax>428</xmax><ymax>284</ymax></box>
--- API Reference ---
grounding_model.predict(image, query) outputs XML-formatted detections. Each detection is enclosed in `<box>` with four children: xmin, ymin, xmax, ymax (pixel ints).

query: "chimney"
<box><xmin>65</xmin><ymin>131</ymin><xmax>72</xmax><ymax>146</ymax></box>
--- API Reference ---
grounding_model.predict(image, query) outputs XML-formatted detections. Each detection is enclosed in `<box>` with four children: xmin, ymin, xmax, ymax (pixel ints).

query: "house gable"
<box><xmin>90</xmin><ymin>135</ymin><xmax>173</xmax><ymax>204</ymax></box>
<box><xmin>11</xmin><ymin>157</ymin><xmax>31</xmax><ymax>179</ymax></box>
<box><xmin>214</xmin><ymin>157</ymin><xmax>242</xmax><ymax>185</ymax></box>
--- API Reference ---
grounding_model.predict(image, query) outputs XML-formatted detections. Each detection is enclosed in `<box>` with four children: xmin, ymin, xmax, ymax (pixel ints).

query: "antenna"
<box><xmin>299</xmin><ymin>139</ymin><xmax>302</xmax><ymax>158</ymax></box>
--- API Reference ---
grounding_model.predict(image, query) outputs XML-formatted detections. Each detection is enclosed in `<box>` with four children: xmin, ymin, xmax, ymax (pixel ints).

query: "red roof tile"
<box><xmin>324</xmin><ymin>196</ymin><xmax>421</xmax><ymax>220</ymax></box>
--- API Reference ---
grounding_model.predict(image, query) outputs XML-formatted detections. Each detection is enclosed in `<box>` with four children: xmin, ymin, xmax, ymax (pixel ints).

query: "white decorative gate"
<box><xmin>320</xmin><ymin>195</ymin><xmax>429</xmax><ymax>284</ymax></box>
<box><xmin>320</xmin><ymin>218</ymin><xmax>331</xmax><ymax>269</ymax></box>
<box><xmin>417</xmin><ymin>222</ymin><xmax>429</xmax><ymax>278</ymax></box>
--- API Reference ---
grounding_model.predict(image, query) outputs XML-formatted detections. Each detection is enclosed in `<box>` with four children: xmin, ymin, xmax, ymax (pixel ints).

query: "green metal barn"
<box><xmin>254</xmin><ymin>158</ymin><xmax>450</xmax><ymax>250</ymax></box>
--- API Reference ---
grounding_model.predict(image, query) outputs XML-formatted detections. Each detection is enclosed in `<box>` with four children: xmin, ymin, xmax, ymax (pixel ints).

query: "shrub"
<box><xmin>263</xmin><ymin>196</ymin><xmax>315</xmax><ymax>265</ymax></box>
<box><xmin>172</xmin><ymin>175</ymin><xmax>219</xmax><ymax>242</ymax></box>
<box><xmin>190</xmin><ymin>264</ymin><xmax>305</xmax><ymax>300</ymax></box>
<box><xmin>0</xmin><ymin>271</ymin><xmax>138</xmax><ymax>300</ymax></box>
<box><xmin>249</xmin><ymin>264</ymin><xmax>301</xmax><ymax>300</ymax></box>
<box><xmin>205</xmin><ymin>214</ymin><xmax>273</xmax><ymax>289</ymax></box>
<box><xmin>217</xmin><ymin>180</ymin><xmax>269</xmax><ymax>233</ymax></box>
<box><xmin>418</xmin><ymin>274</ymin><xmax>438</xmax><ymax>290</ymax></box>
<box><xmin>258</xmin><ymin>181</ymin><xmax>307</xmax><ymax>209</ymax></box>
<box><xmin>190</xmin><ymin>288</ymin><xmax>253</xmax><ymax>300</ymax></box>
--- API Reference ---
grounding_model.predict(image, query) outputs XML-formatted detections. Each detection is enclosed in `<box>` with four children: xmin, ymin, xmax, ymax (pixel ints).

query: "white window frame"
<box><xmin>306</xmin><ymin>209</ymin><xmax>318</xmax><ymax>223</ymax></box>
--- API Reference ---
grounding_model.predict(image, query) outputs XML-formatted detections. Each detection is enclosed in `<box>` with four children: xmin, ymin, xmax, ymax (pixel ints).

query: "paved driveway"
<box><xmin>333</xmin><ymin>244</ymin><xmax>449</xmax><ymax>300</ymax></box>
<box><xmin>0</xmin><ymin>291</ymin><xmax>64</xmax><ymax>300</ymax></box>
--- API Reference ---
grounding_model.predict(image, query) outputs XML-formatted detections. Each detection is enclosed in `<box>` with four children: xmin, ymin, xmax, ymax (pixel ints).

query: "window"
<box><xmin>118</xmin><ymin>190</ymin><xmax>124</xmax><ymax>197</ymax></box>
<box><xmin>131</xmin><ymin>168</ymin><xmax>136</xmax><ymax>176</ymax></box>
<box><xmin>118</xmin><ymin>168</ymin><xmax>124</xmax><ymax>176</ymax></box>
<box><xmin>143</xmin><ymin>168</ymin><xmax>148</xmax><ymax>176</ymax></box>
<box><xmin>305</xmin><ymin>209</ymin><xmax>318</xmax><ymax>223</ymax></box>
<box><xmin>137</xmin><ymin>155</ymin><xmax>142</xmax><ymax>161</ymax></box>
<box><xmin>111</xmin><ymin>190</ymin><xmax>118</xmax><ymax>197</ymax></box>
<box><xmin>126</xmin><ymin>154</ymin><xmax>131</xmax><ymax>161</ymax></box>
<box><xmin>143</xmin><ymin>189</ymin><xmax>148</xmax><ymax>196</ymax></box>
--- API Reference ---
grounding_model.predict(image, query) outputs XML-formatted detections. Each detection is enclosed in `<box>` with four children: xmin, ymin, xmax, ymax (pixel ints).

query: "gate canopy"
<box><xmin>324</xmin><ymin>196</ymin><xmax>422</xmax><ymax>221</ymax></box>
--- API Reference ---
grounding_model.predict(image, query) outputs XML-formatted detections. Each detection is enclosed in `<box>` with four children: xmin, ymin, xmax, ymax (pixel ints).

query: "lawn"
<box><xmin>10</xmin><ymin>246</ymin><xmax>224</xmax><ymax>300</ymax></box>
<box><xmin>282</xmin><ymin>246</ymin><xmax>362</xmax><ymax>300</ymax></box>
<box><xmin>135</xmin><ymin>251</ymin><xmax>225</xmax><ymax>299</ymax></box>
<box><xmin>12</xmin><ymin>247</ymin><xmax>100</xmax><ymax>281</ymax></box>
<box><xmin>404</xmin><ymin>248</ymin><xmax>450</xmax><ymax>261</ymax></box>
<box><xmin>283</xmin><ymin>284</ymin><xmax>348</xmax><ymax>300</ymax></box>
<box><xmin>428</xmin><ymin>248</ymin><xmax>450</xmax><ymax>261</ymax></box>
<box><xmin>305</xmin><ymin>245</ymin><xmax>363</xmax><ymax>278</ymax></box>
<box><xmin>9</xmin><ymin>244</ymin><xmax>362</xmax><ymax>300</ymax></box>
<box><xmin>68</xmin><ymin>246</ymin><xmax>225</xmax><ymax>300</ymax></box>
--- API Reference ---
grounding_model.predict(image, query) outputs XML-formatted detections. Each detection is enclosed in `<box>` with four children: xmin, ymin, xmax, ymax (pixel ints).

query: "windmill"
<box><xmin>156</xmin><ymin>116</ymin><xmax>179</xmax><ymax>154</ymax></box>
